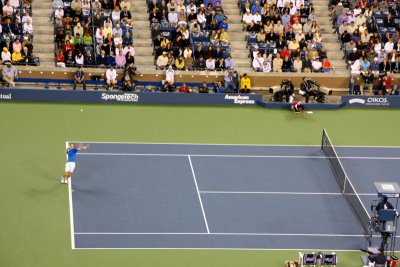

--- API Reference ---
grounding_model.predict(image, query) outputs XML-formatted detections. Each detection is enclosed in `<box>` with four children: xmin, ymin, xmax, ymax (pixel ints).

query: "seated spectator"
<box><xmin>73</xmin><ymin>66</ymin><xmax>86</xmax><ymax>90</ymax></box>
<box><xmin>293</xmin><ymin>56</ymin><xmax>302</xmax><ymax>73</ymax></box>
<box><xmin>56</xmin><ymin>49</ymin><xmax>65</xmax><ymax>67</ymax></box>
<box><xmin>165</xmin><ymin>65</ymin><xmax>175</xmax><ymax>83</ymax></box>
<box><xmin>206</xmin><ymin>57</ymin><xmax>216</xmax><ymax>71</ymax></box>
<box><xmin>252</xmin><ymin>53</ymin><xmax>264</xmax><ymax>71</ymax></box>
<box><xmin>65</xmin><ymin>50</ymin><xmax>76</xmax><ymax>67</ymax></box>
<box><xmin>179</xmin><ymin>83</ymin><xmax>190</xmax><ymax>93</ymax></box>
<box><xmin>115</xmin><ymin>50</ymin><xmax>126</xmax><ymax>68</ymax></box>
<box><xmin>168</xmin><ymin>8</ymin><xmax>178</xmax><ymax>24</ymax></box>
<box><xmin>312</xmin><ymin>57</ymin><xmax>322</xmax><ymax>72</ymax></box>
<box><xmin>262</xmin><ymin>60</ymin><xmax>272</xmax><ymax>72</ymax></box>
<box><xmin>280</xmin><ymin>46</ymin><xmax>291</xmax><ymax>59</ymax></box>
<box><xmin>196</xmin><ymin>55</ymin><xmax>206</xmax><ymax>70</ymax></box>
<box><xmin>322</xmin><ymin>58</ymin><xmax>334</xmax><ymax>72</ymax></box>
<box><xmin>219</xmin><ymin>28</ymin><xmax>229</xmax><ymax>44</ymax></box>
<box><xmin>273</xmin><ymin>54</ymin><xmax>283</xmax><ymax>72</ymax></box>
<box><xmin>84</xmin><ymin>50</ymin><xmax>94</xmax><ymax>66</ymax></box>
<box><xmin>266</xmin><ymin>29</ymin><xmax>278</xmax><ymax>44</ymax></box>
<box><xmin>175</xmin><ymin>56</ymin><xmax>185</xmax><ymax>70</ymax></box>
<box><xmin>288</xmin><ymin>39</ymin><xmax>299</xmax><ymax>52</ymax></box>
<box><xmin>282</xmin><ymin>56</ymin><xmax>292</xmax><ymax>72</ymax></box>
<box><xmin>198</xmin><ymin>81</ymin><xmax>209</xmax><ymax>93</ymax></box>
<box><xmin>185</xmin><ymin>54</ymin><xmax>194</xmax><ymax>70</ymax></box>
<box><xmin>215</xmin><ymin>57</ymin><xmax>225</xmax><ymax>70</ymax></box>
<box><xmin>380</xmin><ymin>57</ymin><xmax>392</xmax><ymax>73</ymax></box>
<box><xmin>242</xmin><ymin>9</ymin><xmax>253</xmax><ymax>30</ymax></box>
<box><xmin>224</xmin><ymin>55</ymin><xmax>234</xmax><ymax>68</ymax></box>
<box><xmin>96</xmin><ymin>50</ymin><xmax>107</xmax><ymax>67</ymax></box>
<box><xmin>2</xmin><ymin>47</ymin><xmax>11</xmax><ymax>62</ymax></box>
<box><xmin>360</xmin><ymin>57</ymin><xmax>370</xmax><ymax>71</ymax></box>
<box><xmin>23</xmin><ymin>20</ymin><xmax>33</xmax><ymax>36</ymax></box>
<box><xmin>161</xmin><ymin>80</ymin><xmax>175</xmax><ymax>92</ymax></box>
<box><xmin>106</xmin><ymin>65</ymin><xmax>117</xmax><ymax>90</ymax></box>
<box><xmin>12</xmin><ymin>49</ymin><xmax>23</xmax><ymax>63</ymax></box>
<box><xmin>75</xmin><ymin>51</ymin><xmax>84</xmax><ymax>65</ymax></box>
<box><xmin>2</xmin><ymin>61</ymin><xmax>18</xmax><ymax>87</ymax></box>
<box><xmin>106</xmin><ymin>50</ymin><xmax>116</xmax><ymax>66</ymax></box>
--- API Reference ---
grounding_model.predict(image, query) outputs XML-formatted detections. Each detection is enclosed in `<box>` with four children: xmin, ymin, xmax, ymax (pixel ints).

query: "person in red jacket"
<box><xmin>178</xmin><ymin>83</ymin><xmax>190</xmax><ymax>93</ymax></box>
<box><xmin>292</xmin><ymin>100</ymin><xmax>305</xmax><ymax>118</ymax></box>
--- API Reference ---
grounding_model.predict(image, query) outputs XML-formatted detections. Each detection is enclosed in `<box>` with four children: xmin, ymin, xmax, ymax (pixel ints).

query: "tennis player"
<box><xmin>61</xmin><ymin>143</ymin><xmax>88</xmax><ymax>184</ymax></box>
<box><xmin>292</xmin><ymin>100</ymin><xmax>305</xmax><ymax>118</ymax></box>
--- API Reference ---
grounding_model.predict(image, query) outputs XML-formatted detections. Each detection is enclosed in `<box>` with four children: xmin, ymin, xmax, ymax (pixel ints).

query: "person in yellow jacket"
<box><xmin>12</xmin><ymin>48</ymin><xmax>23</xmax><ymax>63</ymax></box>
<box><xmin>240</xmin><ymin>73</ymin><xmax>251</xmax><ymax>93</ymax></box>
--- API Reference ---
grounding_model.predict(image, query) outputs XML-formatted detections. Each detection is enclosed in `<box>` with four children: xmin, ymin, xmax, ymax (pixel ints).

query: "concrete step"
<box><xmin>134</xmin><ymin>55</ymin><xmax>155</xmax><ymax>64</ymax></box>
<box><xmin>134</xmin><ymin>46</ymin><xmax>153</xmax><ymax>56</ymax></box>
<box><xmin>34</xmin><ymin>29</ymin><xmax>55</xmax><ymax>35</ymax></box>
<box><xmin>34</xmin><ymin>43</ymin><xmax>54</xmax><ymax>52</ymax></box>
<box><xmin>34</xmin><ymin>35</ymin><xmax>54</xmax><ymax>43</ymax></box>
<box><xmin>32</xmin><ymin>2</ymin><xmax>53</xmax><ymax>8</ymax></box>
<box><xmin>32</xmin><ymin>8</ymin><xmax>52</xmax><ymax>13</ymax></box>
<box><xmin>133</xmin><ymin>38</ymin><xmax>152</xmax><ymax>46</ymax></box>
<box><xmin>36</xmin><ymin>53</ymin><xmax>55</xmax><ymax>62</ymax></box>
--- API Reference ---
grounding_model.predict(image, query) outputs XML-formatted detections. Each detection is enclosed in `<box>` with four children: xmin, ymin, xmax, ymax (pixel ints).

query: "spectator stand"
<box><xmin>0</xmin><ymin>0</ymin><xmax>40</xmax><ymax>66</ymax></box>
<box><xmin>334</xmin><ymin>0</ymin><xmax>400</xmax><ymax>93</ymax></box>
<box><xmin>149</xmin><ymin>0</ymin><xmax>234</xmax><ymax>71</ymax></box>
<box><xmin>53</xmin><ymin>0</ymin><xmax>135</xmax><ymax>69</ymax></box>
<box><xmin>238</xmin><ymin>0</ymin><xmax>335</xmax><ymax>73</ymax></box>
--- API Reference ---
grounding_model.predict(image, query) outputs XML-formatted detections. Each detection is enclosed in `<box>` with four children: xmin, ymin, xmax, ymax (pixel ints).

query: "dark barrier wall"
<box><xmin>1</xmin><ymin>88</ymin><xmax>399</xmax><ymax>108</ymax></box>
<box><xmin>0</xmin><ymin>89</ymin><xmax>262</xmax><ymax>106</ymax></box>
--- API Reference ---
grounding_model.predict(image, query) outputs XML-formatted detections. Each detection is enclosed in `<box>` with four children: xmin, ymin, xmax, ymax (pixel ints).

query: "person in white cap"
<box><xmin>2</xmin><ymin>61</ymin><xmax>18</xmax><ymax>87</ymax></box>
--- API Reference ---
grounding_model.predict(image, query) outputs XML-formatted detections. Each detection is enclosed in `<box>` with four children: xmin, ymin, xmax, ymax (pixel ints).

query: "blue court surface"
<box><xmin>67</xmin><ymin>143</ymin><xmax>400</xmax><ymax>250</ymax></box>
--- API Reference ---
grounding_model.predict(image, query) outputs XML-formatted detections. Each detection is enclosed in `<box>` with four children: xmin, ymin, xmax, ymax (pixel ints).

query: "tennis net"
<box><xmin>321</xmin><ymin>129</ymin><xmax>371</xmax><ymax>236</ymax></box>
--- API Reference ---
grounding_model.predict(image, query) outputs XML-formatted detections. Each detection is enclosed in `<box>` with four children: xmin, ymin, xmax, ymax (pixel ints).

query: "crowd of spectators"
<box><xmin>0</xmin><ymin>0</ymin><xmax>38</xmax><ymax>65</ymax></box>
<box><xmin>150</xmin><ymin>0</ymin><xmax>234</xmax><ymax>71</ymax></box>
<box><xmin>332</xmin><ymin>0</ymin><xmax>400</xmax><ymax>94</ymax></box>
<box><xmin>242</xmin><ymin>0</ymin><xmax>334</xmax><ymax>72</ymax></box>
<box><xmin>53</xmin><ymin>0</ymin><xmax>135</xmax><ymax>68</ymax></box>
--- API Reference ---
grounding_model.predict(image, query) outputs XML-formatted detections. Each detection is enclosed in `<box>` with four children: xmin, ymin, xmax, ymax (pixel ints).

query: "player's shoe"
<box><xmin>61</xmin><ymin>177</ymin><xmax>65</xmax><ymax>184</ymax></box>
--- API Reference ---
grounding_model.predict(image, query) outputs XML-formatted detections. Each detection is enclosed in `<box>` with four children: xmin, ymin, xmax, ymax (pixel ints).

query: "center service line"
<box><xmin>188</xmin><ymin>155</ymin><xmax>210</xmax><ymax>234</ymax></box>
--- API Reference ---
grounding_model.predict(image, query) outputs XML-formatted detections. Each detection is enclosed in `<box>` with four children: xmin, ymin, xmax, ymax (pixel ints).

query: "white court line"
<box><xmin>77</xmin><ymin>153</ymin><xmax>400</xmax><ymax>160</ymax></box>
<box><xmin>75</xmin><ymin>232</ymin><xmax>371</xmax><ymax>237</ymax></box>
<box><xmin>74</xmin><ymin>248</ymin><xmax>400</xmax><ymax>252</ymax></box>
<box><xmin>188</xmin><ymin>155</ymin><xmax>210</xmax><ymax>233</ymax></box>
<box><xmin>66</xmin><ymin>141</ymin><xmax>76</xmax><ymax>250</ymax></box>
<box><xmin>199</xmin><ymin>191</ymin><xmax>376</xmax><ymax>196</ymax></box>
<box><xmin>68</xmin><ymin>141</ymin><xmax>400</xmax><ymax>148</ymax></box>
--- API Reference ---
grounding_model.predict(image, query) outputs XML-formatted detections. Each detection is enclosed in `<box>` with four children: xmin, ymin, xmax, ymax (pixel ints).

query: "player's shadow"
<box><xmin>73</xmin><ymin>186</ymin><xmax>124</xmax><ymax>206</ymax></box>
<box><xmin>24</xmin><ymin>183</ymin><xmax>62</xmax><ymax>198</ymax></box>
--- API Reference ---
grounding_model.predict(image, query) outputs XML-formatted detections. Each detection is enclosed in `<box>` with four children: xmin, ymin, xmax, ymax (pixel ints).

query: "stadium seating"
<box><xmin>1</xmin><ymin>0</ymin><xmax>40</xmax><ymax>65</ymax></box>
<box><xmin>53</xmin><ymin>0</ymin><xmax>134</xmax><ymax>68</ymax></box>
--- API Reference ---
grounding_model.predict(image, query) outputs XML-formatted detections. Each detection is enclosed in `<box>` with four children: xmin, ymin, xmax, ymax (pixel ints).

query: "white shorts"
<box><xmin>65</xmin><ymin>162</ymin><xmax>76</xmax><ymax>173</ymax></box>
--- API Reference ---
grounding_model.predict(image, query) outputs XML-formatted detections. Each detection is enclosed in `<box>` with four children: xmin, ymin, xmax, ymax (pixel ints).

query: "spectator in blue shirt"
<box><xmin>73</xmin><ymin>66</ymin><xmax>86</xmax><ymax>90</ymax></box>
<box><xmin>219</xmin><ymin>18</ymin><xmax>229</xmax><ymax>31</ymax></box>
<box><xmin>106</xmin><ymin>51</ymin><xmax>116</xmax><ymax>66</ymax></box>
<box><xmin>224</xmin><ymin>55</ymin><xmax>234</xmax><ymax>68</ymax></box>
<box><xmin>215</xmin><ymin>10</ymin><xmax>225</xmax><ymax>24</ymax></box>
<box><xmin>251</xmin><ymin>1</ymin><xmax>262</xmax><ymax>15</ymax></box>
<box><xmin>360</xmin><ymin>57</ymin><xmax>371</xmax><ymax>71</ymax></box>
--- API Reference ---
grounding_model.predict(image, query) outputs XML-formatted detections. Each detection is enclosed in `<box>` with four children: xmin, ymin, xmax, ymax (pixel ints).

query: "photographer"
<box><xmin>300</xmin><ymin>77</ymin><xmax>316</xmax><ymax>103</ymax></box>
<box><xmin>198</xmin><ymin>82</ymin><xmax>209</xmax><ymax>93</ymax></box>
<box><xmin>368</xmin><ymin>248</ymin><xmax>387</xmax><ymax>266</ymax></box>
<box><xmin>281</xmin><ymin>78</ymin><xmax>294</xmax><ymax>102</ymax></box>
<box><xmin>224</xmin><ymin>67</ymin><xmax>238</xmax><ymax>92</ymax></box>
<box><xmin>161</xmin><ymin>80</ymin><xmax>176</xmax><ymax>92</ymax></box>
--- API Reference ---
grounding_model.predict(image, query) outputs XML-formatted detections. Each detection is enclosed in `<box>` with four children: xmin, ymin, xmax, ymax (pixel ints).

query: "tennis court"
<box><xmin>69</xmin><ymin>139</ymin><xmax>400</xmax><ymax>250</ymax></box>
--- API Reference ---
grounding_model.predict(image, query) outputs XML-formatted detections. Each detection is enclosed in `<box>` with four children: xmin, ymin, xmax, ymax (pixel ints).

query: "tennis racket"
<box><xmin>76</xmin><ymin>143</ymin><xmax>91</xmax><ymax>150</ymax></box>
